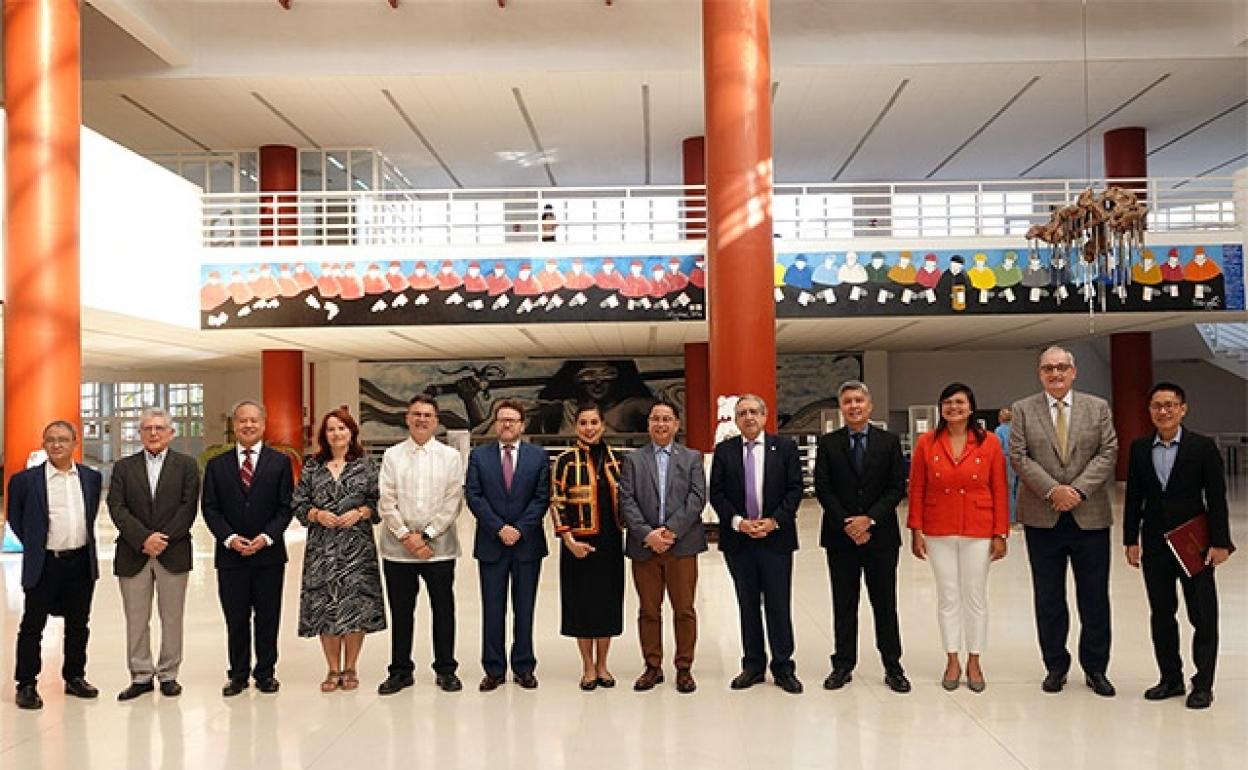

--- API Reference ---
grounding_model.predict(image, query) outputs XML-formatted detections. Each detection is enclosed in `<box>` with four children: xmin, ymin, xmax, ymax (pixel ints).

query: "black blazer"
<box><xmin>200</xmin><ymin>445</ymin><xmax>294</xmax><ymax>570</ymax></box>
<box><xmin>107</xmin><ymin>449</ymin><xmax>201</xmax><ymax>577</ymax></box>
<box><xmin>709</xmin><ymin>433</ymin><xmax>803</xmax><ymax>554</ymax></box>
<box><xmin>814</xmin><ymin>426</ymin><xmax>905</xmax><ymax>551</ymax></box>
<box><xmin>1123</xmin><ymin>429</ymin><xmax>1232</xmax><ymax>551</ymax></box>
<box><xmin>465</xmin><ymin>441</ymin><xmax>551</xmax><ymax>563</ymax></box>
<box><xmin>6</xmin><ymin>462</ymin><xmax>103</xmax><ymax>589</ymax></box>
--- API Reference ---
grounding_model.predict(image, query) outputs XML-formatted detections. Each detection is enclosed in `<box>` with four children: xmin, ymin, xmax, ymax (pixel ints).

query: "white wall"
<box><xmin>313</xmin><ymin>359</ymin><xmax>361</xmax><ymax>424</ymax></box>
<box><xmin>1152</xmin><ymin>360</ymin><xmax>1248</xmax><ymax>438</ymax></box>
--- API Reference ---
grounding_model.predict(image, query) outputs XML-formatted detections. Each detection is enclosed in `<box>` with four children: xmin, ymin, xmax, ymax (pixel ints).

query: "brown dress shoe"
<box><xmin>633</xmin><ymin>666</ymin><xmax>664</xmax><ymax>691</ymax></box>
<box><xmin>675</xmin><ymin>669</ymin><xmax>697</xmax><ymax>694</ymax></box>
<box><xmin>478</xmin><ymin>674</ymin><xmax>506</xmax><ymax>692</ymax></box>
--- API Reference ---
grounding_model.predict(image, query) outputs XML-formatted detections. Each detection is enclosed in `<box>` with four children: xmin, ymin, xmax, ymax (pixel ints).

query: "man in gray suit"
<box><xmin>619</xmin><ymin>399</ymin><xmax>707</xmax><ymax>693</ymax></box>
<box><xmin>1010</xmin><ymin>346</ymin><xmax>1118</xmax><ymax>697</ymax></box>
<box><xmin>108</xmin><ymin>408</ymin><xmax>202</xmax><ymax>701</ymax></box>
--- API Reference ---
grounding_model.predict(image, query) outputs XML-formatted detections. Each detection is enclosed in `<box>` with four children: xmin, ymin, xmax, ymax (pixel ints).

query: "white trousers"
<box><xmin>926</xmin><ymin>536</ymin><xmax>992</xmax><ymax>654</ymax></box>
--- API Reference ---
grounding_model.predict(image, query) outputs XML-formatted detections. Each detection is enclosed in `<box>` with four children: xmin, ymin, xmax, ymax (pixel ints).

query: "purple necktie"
<box><xmin>745</xmin><ymin>441</ymin><xmax>761</xmax><ymax>520</ymax></box>
<box><xmin>502</xmin><ymin>444</ymin><xmax>515</xmax><ymax>493</ymax></box>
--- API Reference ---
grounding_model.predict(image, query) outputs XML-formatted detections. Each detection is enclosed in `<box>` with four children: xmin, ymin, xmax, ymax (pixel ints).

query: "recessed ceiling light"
<box><xmin>496</xmin><ymin>149</ymin><xmax>559</xmax><ymax>167</ymax></box>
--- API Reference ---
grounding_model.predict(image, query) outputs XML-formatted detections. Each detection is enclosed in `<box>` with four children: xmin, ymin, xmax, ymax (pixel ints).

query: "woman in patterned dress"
<box><xmin>293</xmin><ymin>407</ymin><xmax>386</xmax><ymax>692</ymax></box>
<box><xmin>550</xmin><ymin>403</ymin><xmax>625</xmax><ymax>690</ymax></box>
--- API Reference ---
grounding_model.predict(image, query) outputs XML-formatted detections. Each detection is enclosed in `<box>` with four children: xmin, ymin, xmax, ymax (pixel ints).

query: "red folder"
<box><xmin>1164</xmin><ymin>515</ymin><xmax>1212</xmax><ymax>578</ymax></box>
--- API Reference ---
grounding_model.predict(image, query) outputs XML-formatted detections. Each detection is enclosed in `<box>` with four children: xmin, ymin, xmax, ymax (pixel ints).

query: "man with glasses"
<box><xmin>465</xmin><ymin>399</ymin><xmax>550</xmax><ymax>691</ymax></box>
<box><xmin>9</xmin><ymin>421</ymin><xmax>104</xmax><ymax>710</ymax></box>
<box><xmin>377</xmin><ymin>394</ymin><xmax>466</xmax><ymax>695</ymax></box>
<box><xmin>108</xmin><ymin>408</ymin><xmax>201</xmax><ymax>701</ymax></box>
<box><xmin>1009</xmin><ymin>346</ymin><xmax>1118</xmax><ymax>697</ymax></box>
<box><xmin>619</xmin><ymin>399</ymin><xmax>707</xmax><ymax>693</ymax></box>
<box><xmin>1123</xmin><ymin>383</ymin><xmax>1233</xmax><ymax>709</ymax></box>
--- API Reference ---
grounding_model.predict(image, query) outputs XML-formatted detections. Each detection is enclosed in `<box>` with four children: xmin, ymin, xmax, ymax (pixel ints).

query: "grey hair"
<box><xmin>1039</xmin><ymin>346</ymin><xmax>1075</xmax><ymax>367</ymax></box>
<box><xmin>837</xmin><ymin>380</ymin><xmax>871</xmax><ymax>399</ymax></box>
<box><xmin>138</xmin><ymin>407</ymin><xmax>173</xmax><ymax>428</ymax></box>
<box><xmin>43</xmin><ymin>420</ymin><xmax>78</xmax><ymax>441</ymax></box>
<box><xmin>231</xmin><ymin>399</ymin><xmax>267</xmax><ymax>420</ymax></box>
<box><xmin>735</xmin><ymin>393</ymin><xmax>769</xmax><ymax>416</ymax></box>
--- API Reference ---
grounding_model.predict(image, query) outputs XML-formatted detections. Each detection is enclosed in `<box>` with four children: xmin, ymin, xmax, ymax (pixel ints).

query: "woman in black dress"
<box><xmin>292</xmin><ymin>408</ymin><xmax>386</xmax><ymax>692</ymax></box>
<box><xmin>550</xmin><ymin>403</ymin><xmax>625</xmax><ymax>690</ymax></box>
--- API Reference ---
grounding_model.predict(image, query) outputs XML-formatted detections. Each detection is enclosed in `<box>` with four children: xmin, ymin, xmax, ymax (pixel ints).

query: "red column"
<box><xmin>1103</xmin><ymin>127</ymin><xmax>1147</xmax><ymax>203</ymax></box>
<box><xmin>683</xmin><ymin>342</ymin><xmax>711</xmax><ymax>452</ymax></box>
<box><xmin>703</xmin><ymin>0</ymin><xmax>776</xmax><ymax>432</ymax></box>
<box><xmin>3</xmin><ymin>0</ymin><xmax>82</xmax><ymax>516</ymax></box>
<box><xmin>682</xmin><ymin>136</ymin><xmax>706</xmax><ymax>240</ymax></box>
<box><xmin>1110</xmin><ymin>332</ymin><xmax>1152</xmax><ymax>480</ymax></box>
<box><xmin>259</xmin><ymin>144</ymin><xmax>298</xmax><ymax>246</ymax></box>
<box><xmin>262</xmin><ymin>350</ymin><xmax>304</xmax><ymax>464</ymax></box>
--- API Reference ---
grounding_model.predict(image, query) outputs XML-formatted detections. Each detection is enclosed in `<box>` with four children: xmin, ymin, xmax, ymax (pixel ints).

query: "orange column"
<box><xmin>703</xmin><ymin>0</ymin><xmax>776</xmax><ymax>432</ymax></box>
<box><xmin>259</xmin><ymin>144</ymin><xmax>298</xmax><ymax>246</ymax></box>
<box><xmin>683</xmin><ymin>342</ymin><xmax>711</xmax><ymax>452</ymax></box>
<box><xmin>262</xmin><ymin>350</ymin><xmax>304</xmax><ymax>463</ymax></box>
<box><xmin>3</xmin><ymin>0</ymin><xmax>82</xmax><ymax>517</ymax></box>
<box><xmin>1110</xmin><ymin>332</ymin><xmax>1152</xmax><ymax>481</ymax></box>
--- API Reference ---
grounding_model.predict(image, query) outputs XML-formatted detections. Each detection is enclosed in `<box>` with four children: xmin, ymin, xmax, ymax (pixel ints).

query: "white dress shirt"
<box><xmin>1045</xmin><ymin>392</ymin><xmax>1073</xmax><ymax>427</ymax></box>
<box><xmin>378</xmin><ymin>436</ymin><xmax>465</xmax><ymax>563</ymax></box>
<box><xmin>732</xmin><ymin>436</ymin><xmax>766</xmax><ymax>532</ymax></box>
<box><xmin>145</xmin><ymin>448</ymin><xmax>168</xmax><ymax>499</ymax></box>
<box><xmin>226</xmin><ymin>442</ymin><xmax>272</xmax><ymax>548</ymax></box>
<box><xmin>45</xmin><ymin>462</ymin><xmax>87</xmax><ymax>551</ymax></box>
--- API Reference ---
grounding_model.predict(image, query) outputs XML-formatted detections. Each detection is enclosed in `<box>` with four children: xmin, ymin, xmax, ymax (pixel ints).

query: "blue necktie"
<box><xmin>656</xmin><ymin>446</ymin><xmax>670</xmax><ymax>524</ymax></box>
<box><xmin>851</xmin><ymin>433</ymin><xmax>866</xmax><ymax>475</ymax></box>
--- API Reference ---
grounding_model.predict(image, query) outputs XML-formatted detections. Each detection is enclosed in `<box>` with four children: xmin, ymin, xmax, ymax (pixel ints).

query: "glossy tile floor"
<box><xmin>1</xmin><ymin>491</ymin><xmax>1244</xmax><ymax>770</ymax></box>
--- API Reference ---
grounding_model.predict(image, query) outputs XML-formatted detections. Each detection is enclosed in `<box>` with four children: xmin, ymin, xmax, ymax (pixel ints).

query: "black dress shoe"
<box><xmin>515</xmin><ymin>672</ymin><xmax>538</xmax><ymax>690</ymax></box>
<box><xmin>118</xmin><ymin>681</ymin><xmax>155</xmax><ymax>701</ymax></box>
<box><xmin>64</xmin><ymin>677</ymin><xmax>99</xmax><ymax>699</ymax></box>
<box><xmin>478</xmin><ymin>674</ymin><xmax>506</xmax><ymax>692</ymax></box>
<box><xmin>1186</xmin><ymin>689</ymin><xmax>1213</xmax><ymax>709</ymax></box>
<box><xmin>377</xmin><ymin>674</ymin><xmax>414</xmax><ymax>695</ymax></box>
<box><xmin>579</xmin><ymin>677</ymin><xmax>599</xmax><ymax>691</ymax></box>
<box><xmin>823</xmin><ymin>669</ymin><xmax>853</xmax><ymax>690</ymax></box>
<box><xmin>159</xmin><ymin>680</ymin><xmax>182</xmax><ymax>697</ymax></box>
<box><xmin>774</xmin><ymin>673</ymin><xmax>804</xmax><ymax>694</ymax></box>
<box><xmin>1041</xmin><ymin>671</ymin><xmax>1067</xmax><ymax>693</ymax></box>
<box><xmin>435</xmin><ymin>674</ymin><xmax>463</xmax><ymax>693</ymax></box>
<box><xmin>222</xmin><ymin>679</ymin><xmax>249</xmax><ymax>697</ymax></box>
<box><xmin>15</xmin><ymin>684</ymin><xmax>42</xmax><ymax>710</ymax></box>
<box><xmin>255</xmin><ymin>677</ymin><xmax>280</xmax><ymax>694</ymax></box>
<box><xmin>884</xmin><ymin>672</ymin><xmax>912</xmax><ymax>694</ymax></box>
<box><xmin>730</xmin><ymin>671</ymin><xmax>766</xmax><ymax>690</ymax></box>
<box><xmin>1085</xmin><ymin>673</ymin><xmax>1116</xmax><ymax>697</ymax></box>
<box><xmin>1143</xmin><ymin>680</ymin><xmax>1185</xmax><ymax>701</ymax></box>
<box><xmin>596</xmin><ymin>674</ymin><xmax>616</xmax><ymax>689</ymax></box>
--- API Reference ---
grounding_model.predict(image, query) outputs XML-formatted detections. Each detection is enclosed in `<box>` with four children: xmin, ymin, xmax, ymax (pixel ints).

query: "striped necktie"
<box><xmin>241</xmin><ymin>448</ymin><xmax>255</xmax><ymax>492</ymax></box>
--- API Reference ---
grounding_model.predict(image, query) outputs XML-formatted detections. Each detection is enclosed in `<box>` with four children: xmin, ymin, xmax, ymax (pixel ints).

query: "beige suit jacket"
<box><xmin>1008</xmin><ymin>390</ymin><xmax>1117</xmax><ymax>529</ymax></box>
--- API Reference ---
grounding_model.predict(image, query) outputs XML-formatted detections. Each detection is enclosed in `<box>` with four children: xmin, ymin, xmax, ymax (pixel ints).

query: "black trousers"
<box><xmin>724</xmin><ymin>546</ymin><xmax>795</xmax><ymax>676</ymax></box>
<box><xmin>15</xmin><ymin>549</ymin><xmax>95</xmax><ymax>687</ymax></box>
<box><xmin>383</xmin><ymin>559</ymin><xmax>457</xmax><ymax>677</ymax></box>
<box><xmin>1024</xmin><ymin>514</ymin><xmax>1111</xmax><ymax>675</ymax></box>
<box><xmin>1142</xmin><ymin>540</ymin><xmax>1219</xmax><ymax>691</ymax></box>
<box><xmin>826</xmin><ymin>545</ymin><xmax>904</xmax><ymax>674</ymax></box>
<box><xmin>217</xmin><ymin>564</ymin><xmax>284</xmax><ymax>682</ymax></box>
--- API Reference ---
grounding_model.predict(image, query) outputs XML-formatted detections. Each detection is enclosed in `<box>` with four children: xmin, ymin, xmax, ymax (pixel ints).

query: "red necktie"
<box><xmin>241</xmin><ymin>448</ymin><xmax>255</xmax><ymax>492</ymax></box>
<box><xmin>502</xmin><ymin>445</ymin><xmax>515</xmax><ymax>493</ymax></box>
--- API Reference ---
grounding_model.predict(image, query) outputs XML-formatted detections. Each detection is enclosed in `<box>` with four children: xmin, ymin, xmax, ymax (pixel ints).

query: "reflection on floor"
<box><xmin>1</xmin><ymin>494</ymin><xmax>1244</xmax><ymax>770</ymax></box>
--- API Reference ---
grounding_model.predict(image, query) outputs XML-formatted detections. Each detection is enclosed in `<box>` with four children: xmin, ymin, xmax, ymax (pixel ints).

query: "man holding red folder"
<box><xmin>1123</xmin><ymin>382</ymin><xmax>1233</xmax><ymax>710</ymax></box>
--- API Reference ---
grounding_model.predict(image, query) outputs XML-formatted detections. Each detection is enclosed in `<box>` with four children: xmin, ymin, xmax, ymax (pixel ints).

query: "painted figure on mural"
<box><xmin>1184</xmin><ymin>246</ymin><xmax>1224</xmax><ymax>305</ymax></box>
<box><xmin>526</xmin><ymin>360</ymin><xmax>660</xmax><ymax>436</ymax></box>
<box><xmin>1022</xmin><ymin>252</ymin><xmax>1050</xmax><ymax>303</ymax></box>
<box><xmin>293</xmin><ymin>263</ymin><xmax>316</xmax><ymax>292</ymax></box>
<box><xmin>486</xmin><ymin>262</ymin><xmax>513</xmax><ymax>310</ymax></box>
<box><xmin>649</xmin><ymin>262</ymin><xmax>673</xmax><ymax>309</ymax></box>
<box><xmin>811</xmin><ymin>253</ymin><xmax>840</xmax><ymax>304</ymax></box>
<box><xmin>938</xmin><ymin>255</ymin><xmax>968</xmax><ymax>311</ymax></box>
<box><xmin>277</xmin><ymin>264</ymin><xmax>302</xmax><ymax>299</ymax></box>
<box><xmin>462</xmin><ymin>261</ymin><xmax>488</xmax><ymax>311</ymax></box>
<box><xmin>994</xmin><ymin>251</ymin><xmax>1023</xmax><ymax>306</ymax></box>
<box><xmin>595</xmin><ymin>257</ymin><xmax>626</xmax><ymax>310</ymax></box>
<box><xmin>864</xmin><ymin>251</ymin><xmax>893</xmax><ymax>305</ymax></box>
<box><xmin>1048</xmin><ymin>253</ymin><xmax>1074</xmax><ymax>304</ymax></box>
<box><xmin>539</xmin><ymin>258</ymin><xmax>567</xmax><ymax>311</ymax></box>
<box><xmin>202</xmin><ymin>271</ymin><xmax>228</xmax><ymax>313</ymax></box>
<box><xmin>839</xmin><ymin>251</ymin><xmax>869</xmax><ymax>301</ymax></box>
<box><xmin>621</xmin><ymin>260</ymin><xmax>653</xmax><ymax>310</ymax></box>
<box><xmin>888</xmin><ymin>250</ymin><xmax>918</xmax><ymax>305</ymax></box>
<box><xmin>967</xmin><ymin>252</ymin><xmax>996</xmax><ymax>306</ymax></box>
<box><xmin>408</xmin><ymin>262</ymin><xmax>439</xmax><ymax>310</ymax></box>
<box><xmin>339</xmin><ymin>263</ymin><xmax>365</xmax><ymax>301</ymax></box>
<box><xmin>666</xmin><ymin>258</ymin><xmax>694</xmax><ymax>309</ymax></box>
<box><xmin>784</xmin><ymin>255</ymin><xmax>816</xmax><ymax>306</ymax></box>
<box><xmin>513</xmin><ymin>263</ymin><xmax>543</xmax><ymax>314</ymax></box>
<box><xmin>914</xmin><ymin>253</ymin><xmax>941</xmax><ymax>304</ymax></box>
<box><xmin>1159</xmin><ymin>248</ymin><xmax>1185</xmax><ymax>305</ymax></box>
<box><xmin>1131</xmin><ymin>249</ymin><xmax>1164</xmax><ymax>304</ymax></box>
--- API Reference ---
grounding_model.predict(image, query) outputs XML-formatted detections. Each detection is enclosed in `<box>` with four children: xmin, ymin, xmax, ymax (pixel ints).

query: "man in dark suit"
<box><xmin>710</xmin><ymin>394</ymin><xmax>804</xmax><ymax>694</ymax></box>
<box><xmin>1123</xmin><ymin>382</ymin><xmax>1233</xmax><ymax>710</ymax></box>
<box><xmin>8</xmin><ymin>420</ymin><xmax>103</xmax><ymax>710</ymax></box>
<box><xmin>814</xmin><ymin>381</ymin><xmax>911</xmax><ymax>694</ymax></box>
<box><xmin>108</xmin><ymin>407</ymin><xmax>201</xmax><ymax>701</ymax></box>
<box><xmin>201</xmin><ymin>400</ymin><xmax>294</xmax><ymax>697</ymax></box>
<box><xmin>465</xmin><ymin>398</ymin><xmax>550</xmax><ymax>691</ymax></box>
<box><xmin>619</xmin><ymin>399</ymin><xmax>707</xmax><ymax>694</ymax></box>
<box><xmin>1010</xmin><ymin>345</ymin><xmax>1118</xmax><ymax>697</ymax></box>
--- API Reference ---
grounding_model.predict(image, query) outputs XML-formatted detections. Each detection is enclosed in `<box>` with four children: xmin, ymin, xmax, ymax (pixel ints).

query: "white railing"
<box><xmin>201</xmin><ymin>176</ymin><xmax>1240</xmax><ymax>248</ymax></box>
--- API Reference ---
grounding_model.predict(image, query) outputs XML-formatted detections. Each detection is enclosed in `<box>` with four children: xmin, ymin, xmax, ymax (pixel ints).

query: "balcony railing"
<box><xmin>201</xmin><ymin>176</ymin><xmax>1240</xmax><ymax>248</ymax></box>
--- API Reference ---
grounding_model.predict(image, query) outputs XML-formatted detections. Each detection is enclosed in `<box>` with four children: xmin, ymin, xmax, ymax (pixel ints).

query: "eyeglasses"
<box><xmin>495</xmin><ymin>418</ymin><xmax>523</xmax><ymax>425</ymax></box>
<box><xmin>649</xmin><ymin>415</ymin><xmax>677</xmax><ymax>424</ymax></box>
<box><xmin>43</xmin><ymin>436</ymin><xmax>74</xmax><ymax>446</ymax></box>
<box><xmin>1039</xmin><ymin>363</ymin><xmax>1073</xmax><ymax>374</ymax></box>
<box><xmin>140</xmin><ymin>425</ymin><xmax>170</xmax><ymax>433</ymax></box>
<box><xmin>1149</xmin><ymin>401</ymin><xmax>1184</xmax><ymax>412</ymax></box>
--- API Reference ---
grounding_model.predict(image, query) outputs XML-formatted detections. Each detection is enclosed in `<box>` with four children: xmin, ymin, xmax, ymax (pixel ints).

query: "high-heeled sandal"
<box><xmin>321</xmin><ymin>671</ymin><xmax>341</xmax><ymax>693</ymax></box>
<box><xmin>340</xmin><ymin>669</ymin><xmax>360</xmax><ymax>691</ymax></box>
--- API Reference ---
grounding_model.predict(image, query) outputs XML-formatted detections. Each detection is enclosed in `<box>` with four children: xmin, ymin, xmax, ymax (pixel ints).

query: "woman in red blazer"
<box><xmin>908</xmin><ymin>382</ymin><xmax>1009</xmax><ymax>692</ymax></box>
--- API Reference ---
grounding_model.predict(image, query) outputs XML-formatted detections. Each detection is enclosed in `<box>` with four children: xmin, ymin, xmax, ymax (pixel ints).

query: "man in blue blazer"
<box><xmin>465</xmin><ymin>398</ymin><xmax>551</xmax><ymax>691</ymax></box>
<box><xmin>8</xmin><ymin>420</ymin><xmax>103</xmax><ymax>710</ymax></box>
<box><xmin>710</xmin><ymin>395</ymin><xmax>804</xmax><ymax>694</ymax></box>
<box><xmin>201</xmin><ymin>400</ymin><xmax>294</xmax><ymax>697</ymax></box>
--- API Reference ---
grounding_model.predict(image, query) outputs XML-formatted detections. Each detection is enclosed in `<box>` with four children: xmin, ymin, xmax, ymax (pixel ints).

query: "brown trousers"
<box><xmin>631</xmin><ymin>551</ymin><xmax>698</xmax><ymax>670</ymax></box>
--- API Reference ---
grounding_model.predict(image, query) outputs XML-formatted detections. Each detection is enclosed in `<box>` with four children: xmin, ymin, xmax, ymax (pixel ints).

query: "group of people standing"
<box><xmin>6</xmin><ymin>344</ymin><xmax>1233</xmax><ymax>712</ymax></box>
